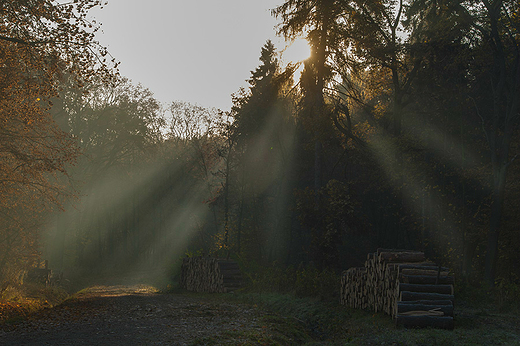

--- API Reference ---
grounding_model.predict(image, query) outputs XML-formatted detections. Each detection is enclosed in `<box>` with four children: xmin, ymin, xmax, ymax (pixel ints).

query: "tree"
<box><xmin>346</xmin><ymin>0</ymin><xmax>422</xmax><ymax>136</ymax></box>
<box><xmin>467</xmin><ymin>0</ymin><xmax>520</xmax><ymax>286</ymax></box>
<box><xmin>0</xmin><ymin>0</ymin><xmax>114</xmax><ymax>286</ymax></box>
<box><xmin>166</xmin><ymin>101</ymin><xmax>233</xmax><ymax>249</ymax></box>
<box><xmin>47</xmin><ymin>77</ymin><xmax>167</xmax><ymax>274</ymax></box>
<box><xmin>406</xmin><ymin>0</ymin><xmax>519</xmax><ymax>285</ymax></box>
<box><xmin>272</xmin><ymin>0</ymin><xmax>344</xmax><ymax>191</ymax></box>
<box><xmin>231</xmin><ymin>40</ymin><xmax>296</xmax><ymax>262</ymax></box>
<box><xmin>0</xmin><ymin>0</ymin><xmax>116</xmax><ymax>81</ymax></box>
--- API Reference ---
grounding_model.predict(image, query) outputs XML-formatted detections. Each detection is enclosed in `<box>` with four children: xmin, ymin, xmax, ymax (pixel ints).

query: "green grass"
<box><xmin>223</xmin><ymin>291</ymin><xmax>520</xmax><ymax>345</ymax></box>
<box><xmin>0</xmin><ymin>283</ymin><xmax>70</xmax><ymax>324</ymax></box>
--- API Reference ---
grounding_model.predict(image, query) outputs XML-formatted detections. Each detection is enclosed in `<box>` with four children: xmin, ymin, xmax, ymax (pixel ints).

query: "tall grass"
<box><xmin>241</xmin><ymin>261</ymin><xmax>340</xmax><ymax>301</ymax></box>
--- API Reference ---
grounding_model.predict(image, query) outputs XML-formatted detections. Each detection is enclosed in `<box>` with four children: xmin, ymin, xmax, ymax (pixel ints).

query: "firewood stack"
<box><xmin>180</xmin><ymin>256</ymin><xmax>242</xmax><ymax>293</ymax></box>
<box><xmin>341</xmin><ymin>249</ymin><xmax>455</xmax><ymax>329</ymax></box>
<box><xmin>340</xmin><ymin>267</ymin><xmax>367</xmax><ymax>309</ymax></box>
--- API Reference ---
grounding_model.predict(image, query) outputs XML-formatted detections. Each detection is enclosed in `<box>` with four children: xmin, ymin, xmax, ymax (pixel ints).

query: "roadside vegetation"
<box><xmin>187</xmin><ymin>283</ymin><xmax>520</xmax><ymax>345</ymax></box>
<box><xmin>0</xmin><ymin>283</ymin><xmax>69</xmax><ymax>324</ymax></box>
<box><xmin>1</xmin><ymin>0</ymin><xmax>520</xmax><ymax>344</ymax></box>
<box><xmin>1</xmin><ymin>272</ymin><xmax>519</xmax><ymax>345</ymax></box>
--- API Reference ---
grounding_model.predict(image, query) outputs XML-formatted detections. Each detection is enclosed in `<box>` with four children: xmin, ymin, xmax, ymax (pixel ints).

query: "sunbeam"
<box><xmin>367</xmin><ymin>129</ymin><xmax>464</xmax><ymax>264</ymax></box>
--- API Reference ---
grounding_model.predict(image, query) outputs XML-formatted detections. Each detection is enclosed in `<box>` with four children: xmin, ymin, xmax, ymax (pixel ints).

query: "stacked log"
<box><xmin>341</xmin><ymin>249</ymin><xmax>455</xmax><ymax>329</ymax></box>
<box><xmin>340</xmin><ymin>267</ymin><xmax>367</xmax><ymax>309</ymax></box>
<box><xmin>180</xmin><ymin>256</ymin><xmax>242</xmax><ymax>293</ymax></box>
<box><xmin>26</xmin><ymin>268</ymin><xmax>52</xmax><ymax>286</ymax></box>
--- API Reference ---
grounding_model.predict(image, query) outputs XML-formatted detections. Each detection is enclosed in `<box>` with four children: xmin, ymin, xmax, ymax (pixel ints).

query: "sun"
<box><xmin>282</xmin><ymin>38</ymin><xmax>311</xmax><ymax>64</ymax></box>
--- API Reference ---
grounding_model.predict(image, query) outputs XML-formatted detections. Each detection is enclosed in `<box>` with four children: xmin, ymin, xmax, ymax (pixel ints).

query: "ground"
<box><xmin>1</xmin><ymin>285</ymin><xmax>519</xmax><ymax>345</ymax></box>
<box><xmin>0</xmin><ymin>285</ymin><xmax>277</xmax><ymax>346</ymax></box>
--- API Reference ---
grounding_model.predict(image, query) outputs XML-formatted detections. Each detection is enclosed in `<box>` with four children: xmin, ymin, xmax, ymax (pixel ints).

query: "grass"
<box><xmin>2</xmin><ymin>277</ymin><xmax>519</xmax><ymax>345</ymax></box>
<box><xmin>220</xmin><ymin>291</ymin><xmax>520</xmax><ymax>345</ymax></box>
<box><xmin>0</xmin><ymin>283</ymin><xmax>70</xmax><ymax>324</ymax></box>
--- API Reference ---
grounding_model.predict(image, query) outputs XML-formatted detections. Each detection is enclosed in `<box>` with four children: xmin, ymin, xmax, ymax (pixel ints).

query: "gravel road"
<box><xmin>0</xmin><ymin>285</ymin><xmax>267</xmax><ymax>346</ymax></box>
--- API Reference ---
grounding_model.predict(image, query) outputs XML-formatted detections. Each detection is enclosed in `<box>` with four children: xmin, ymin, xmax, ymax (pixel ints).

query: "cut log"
<box><xmin>379</xmin><ymin>252</ymin><xmax>426</xmax><ymax>263</ymax></box>
<box><xmin>398</xmin><ymin>300</ymin><xmax>453</xmax><ymax>306</ymax></box>
<box><xmin>398</xmin><ymin>309</ymin><xmax>444</xmax><ymax>316</ymax></box>
<box><xmin>341</xmin><ymin>249</ymin><xmax>455</xmax><ymax>329</ymax></box>
<box><xmin>398</xmin><ymin>283</ymin><xmax>454</xmax><ymax>295</ymax></box>
<box><xmin>400</xmin><ymin>291</ymin><xmax>454</xmax><ymax>302</ymax></box>
<box><xmin>397</xmin><ymin>264</ymin><xmax>449</xmax><ymax>271</ymax></box>
<box><xmin>397</xmin><ymin>303</ymin><xmax>454</xmax><ymax>317</ymax></box>
<box><xmin>400</xmin><ymin>274</ymin><xmax>454</xmax><ymax>285</ymax></box>
<box><xmin>219</xmin><ymin>270</ymin><xmax>242</xmax><ymax>275</ymax></box>
<box><xmin>396</xmin><ymin>315</ymin><xmax>454</xmax><ymax>330</ymax></box>
<box><xmin>181</xmin><ymin>257</ymin><xmax>242</xmax><ymax>293</ymax></box>
<box><xmin>377</xmin><ymin>248</ymin><xmax>423</xmax><ymax>255</ymax></box>
<box><xmin>400</xmin><ymin>268</ymin><xmax>450</xmax><ymax>276</ymax></box>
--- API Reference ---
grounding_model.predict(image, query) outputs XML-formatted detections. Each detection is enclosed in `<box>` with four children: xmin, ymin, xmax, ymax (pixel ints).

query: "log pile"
<box><xmin>180</xmin><ymin>256</ymin><xmax>242</xmax><ymax>293</ymax></box>
<box><xmin>341</xmin><ymin>249</ymin><xmax>455</xmax><ymax>329</ymax></box>
<box><xmin>26</xmin><ymin>268</ymin><xmax>52</xmax><ymax>286</ymax></box>
<box><xmin>340</xmin><ymin>267</ymin><xmax>367</xmax><ymax>309</ymax></box>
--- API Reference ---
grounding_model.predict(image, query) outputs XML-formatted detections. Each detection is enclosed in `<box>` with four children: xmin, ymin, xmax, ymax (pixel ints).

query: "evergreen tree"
<box><xmin>232</xmin><ymin>40</ymin><xmax>295</xmax><ymax>262</ymax></box>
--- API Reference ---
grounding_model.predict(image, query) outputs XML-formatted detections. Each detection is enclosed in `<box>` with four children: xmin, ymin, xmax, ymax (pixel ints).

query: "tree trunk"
<box><xmin>313</xmin><ymin>0</ymin><xmax>331</xmax><ymax>199</ymax></box>
<box><xmin>484</xmin><ymin>162</ymin><xmax>507</xmax><ymax>286</ymax></box>
<box><xmin>314</xmin><ymin>140</ymin><xmax>323</xmax><ymax>196</ymax></box>
<box><xmin>480</xmin><ymin>0</ymin><xmax>520</xmax><ymax>288</ymax></box>
<box><xmin>223</xmin><ymin>136</ymin><xmax>234</xmax><ymax>250</ymax></box>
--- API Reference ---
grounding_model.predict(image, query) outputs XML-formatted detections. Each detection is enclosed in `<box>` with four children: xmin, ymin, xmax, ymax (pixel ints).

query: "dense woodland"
<box><xmin>0</xmin><ymin>0</ymin><xmax>519</xmax><ymax>295</ymax></box>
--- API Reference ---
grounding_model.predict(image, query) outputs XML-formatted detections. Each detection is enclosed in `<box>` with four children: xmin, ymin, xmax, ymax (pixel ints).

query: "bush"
<box><xmin>0</xmin><ymin>282</ymin><xmax>69</xmax><ymax>323</ymax></box>
<box><xmin>243</xmin><ymin>261</ymin><xmax>340</xmax><ymax>301</ymax></box>
<box><xmin>456</xmin><ymin>277</ymin><xmax>520</xmax><ymax>312</ymax></box>
<box><xmin>495</xmin><ymin>279</ymin><xmax>520</xmax><ymax>312</ymax></box>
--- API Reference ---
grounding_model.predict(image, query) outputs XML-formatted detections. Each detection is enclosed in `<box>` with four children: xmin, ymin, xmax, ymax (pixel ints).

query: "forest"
<box><xmin>1</xmin><ymin>0</ymin><xmax>520</xmax><ymax>317</ymax></box>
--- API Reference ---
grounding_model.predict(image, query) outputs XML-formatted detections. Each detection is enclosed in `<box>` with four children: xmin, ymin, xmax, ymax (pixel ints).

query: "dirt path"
<box><xmin>0</xmin><ymin>285</ymin><xmax>269</xmax><ymax>346</ymax></box>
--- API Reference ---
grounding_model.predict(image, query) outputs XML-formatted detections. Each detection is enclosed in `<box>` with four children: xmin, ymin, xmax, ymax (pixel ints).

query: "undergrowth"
<box><xmin>227</xmin><ymin>291</ymin><xmax>520</xmax><ymax>345</ymax></box>
<box><xmin>241</xmin><ymin>261</ymin><xmax>340</xmax><ymax>301</ymax></box>
<box><xmin>229</xmin><ymin>262</ymin><xmax>520</xmax><ymax>345</ymax></box>
<box><xmin>0</xmin><ymin>283</ymin><xmax>69</xmax><ymax>324</ymax></box>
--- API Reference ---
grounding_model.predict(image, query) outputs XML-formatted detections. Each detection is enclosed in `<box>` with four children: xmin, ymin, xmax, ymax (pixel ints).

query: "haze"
<box><xmin>90</xmin><ymin>0</ymin><xmax>287</xmax><ymax>110</ymax></box>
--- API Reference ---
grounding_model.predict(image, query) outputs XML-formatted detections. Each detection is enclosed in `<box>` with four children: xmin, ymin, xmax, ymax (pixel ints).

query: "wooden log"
<box><xmin>400</xmin><ymin>274</ymin><xmax>454</xmax><ymax>285</ymax></box>
<box><xmin>398</xmin><ymin>283</ymin><xmax>454</xmax><ymax>295</ymax></box>
<box><xmin>222</xmin><ymin>279</ymin><xmax>243</xmax><ymax>285</ymax></box>
<box><xmin>341</xmin><ymin>249</ymin><xmax>455</xmax><ymax>326</ymax></box>
<box><xmin>377</xmin><ymin>248</ymin><xmax>421</xmax><ymax>255</ymax></box>
<box><xmin>397</xmin><ymin>303</ymin><xmax>453</xmax><ymax>317</ymax></box>
<box><xmin>219</xmin><ymin>269</ymin><xmax>242</xmax><ymax>275</ymax></box>
<box><xmin>379</xmin><ymin>252</ymin><xmax>426</xmax><ymax>263</ymax></box>
<box><xmin>398</xmin><ymin>300</ymin><xmax>453</xmax><ymax>306</ymax></box>
<box><xmin>400</xmin><ymin>268</ymin><xmax>450</xmax><ymax>276</ymax></box>
<box><xmin>397</xmin><ymin>264</ymin><xmax>449</xmax><ymax>271</ymax></box>
<box><xmin>396</xmin><ymin>315</ymin><xmax>454</xmax><ymax>330</ymax></box>
<box><xmin>400</xmin><ymin>291</ymin><xmax>454</xmax><ymax>302</ymax></box>
<box><xmin>180</xmin><ymin>256</ymin><xmax>242</xmax><ymax>293</ymax></box>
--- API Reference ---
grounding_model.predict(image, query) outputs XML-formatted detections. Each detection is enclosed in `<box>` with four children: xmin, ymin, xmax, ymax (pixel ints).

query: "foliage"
<box><xmin>179</xmin><ymin>0</ymin><xmax>520</xmax><ymax>287</ymax></box>
<box><xmin>0</xmin><ymin>0</ymin><xmax>116</xmax><ymax>289</ymax></box>
<box><xmin>3</xmin><ymin>0</ymin><xmax>520</xmax><ymax>293</ymax></box>
<box><xmin>230</xmin><ymin>290</ymin><xmax>520</xmax><ymax>345</ymax></box>
<box><xmin>222</xmin><ymin>40</ymin><xmax>297</xmax><ymax>263</ymax></box>
<box><xmin>45</xmin><ymin>77</ymin><xmax>170</xmax><ymax>277</ymax></box>
<box><xmin>243</xmin><ymin>261</ymin><xmax>340</xmax><ymax>301</ymax></box>
<box><xmin>0</xmin><ymin>282</ymin><xmax>69</xmax><ymax>324</ymax></box>
<box><xmin>295</xmin><ymin>179</ymin><xmax>356</xmax><ymax>269</ymax></box>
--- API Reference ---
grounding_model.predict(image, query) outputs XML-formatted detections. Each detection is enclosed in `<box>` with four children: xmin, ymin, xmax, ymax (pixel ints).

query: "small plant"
<box><xmin>0</xmin><ymin>282</ymin><xmax>69</xmax><ymax>324</ymax></box>
<box><xmin>495</xmin><ymin>279</ymin><xmax>520</xmax><ymax>312</ymax></box>
<box><xmin>242</xmin><ymin>261</ymin><xmax>340</xmax><ymax>301</ymax></box>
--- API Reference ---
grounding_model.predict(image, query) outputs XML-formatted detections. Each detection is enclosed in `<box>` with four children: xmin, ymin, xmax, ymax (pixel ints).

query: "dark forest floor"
<box><xmin>0</xmin><ymin>285</ymin><xmax>519</xmax><ymax>345</ymax></box>
<box><xmin>0</xmin><ymin>285</ymin><xmax>275</xmax><ymax>345</ymax></box>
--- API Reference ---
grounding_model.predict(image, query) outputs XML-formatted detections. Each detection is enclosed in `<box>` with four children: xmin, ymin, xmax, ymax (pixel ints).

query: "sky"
<box><xmin>89</xmin><ymin>0</ymin><xmax>310</xmax><ymax>111</ymax></box>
